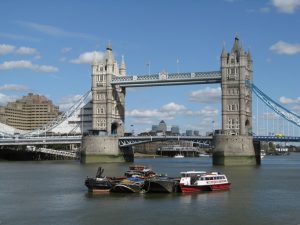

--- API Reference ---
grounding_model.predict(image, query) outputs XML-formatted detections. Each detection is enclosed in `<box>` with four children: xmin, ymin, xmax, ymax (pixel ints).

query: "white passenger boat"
<box><xmin>179</xmin><ymin>171</ymin><xmax>231</xmax><ymax>193</ymax></box>
<box><xmin>174</xmin><ymin>154</ymin><xmax>184</xmax><ymax>158</ymax></box>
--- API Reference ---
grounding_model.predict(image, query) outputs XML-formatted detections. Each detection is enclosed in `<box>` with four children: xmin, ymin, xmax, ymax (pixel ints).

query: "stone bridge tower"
<box><xmin>90</xmin><ymin>42</ymin><xmax>126</xmax><ymax>136</ymax></box>
<box><xmin>221</xmin><ymin>36</ymin><xmax>253</xmax><ymax>136</ymax></box>
<box><xmin>213</xmin><ymin>36</ymin><xmax>258</xmax><ymax>165</ymax></box>
<box><xmin>81</xmin><ymin>43</ymin><xmax>132</xmax><ymax>163</ymax></box>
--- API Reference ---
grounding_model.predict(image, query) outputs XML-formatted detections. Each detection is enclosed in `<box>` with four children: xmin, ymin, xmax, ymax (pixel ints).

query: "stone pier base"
<box><xmin>212</xmin><ymin>134</ymin><xmax>259</xmax><ymax>166</ymax></box>
<box><xmin>80</xmin><ymin>136</ymin><xmax>134</xmax><ymax>163</ymax></box>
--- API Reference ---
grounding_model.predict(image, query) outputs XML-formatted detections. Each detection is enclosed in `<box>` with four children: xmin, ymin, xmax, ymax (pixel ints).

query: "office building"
<box><xmin>0</xmin><ymin>93</ymin><xmax>60</xmax><ymax>130</ymax></box>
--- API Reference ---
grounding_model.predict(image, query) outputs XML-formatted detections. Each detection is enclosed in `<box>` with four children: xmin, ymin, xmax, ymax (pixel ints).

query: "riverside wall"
<box><xmin>213</xmin><ymin>134</ymin><xmax>260</xmax><ymax>166</ymax></box>
<box><xmin>81</xmin><ymin>136</ymin><xmax>133</xmax><ymax>163</ymax></box>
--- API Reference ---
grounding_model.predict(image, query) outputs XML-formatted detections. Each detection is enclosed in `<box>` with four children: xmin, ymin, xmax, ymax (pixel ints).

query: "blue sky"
<box><xmin>0</xmin><ymin>0</ymin><xmax>300</xmax><ymax>135</ymax></box>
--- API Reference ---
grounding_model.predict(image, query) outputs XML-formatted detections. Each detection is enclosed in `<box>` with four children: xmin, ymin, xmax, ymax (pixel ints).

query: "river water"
<box><xmin>1</xmin><ymin>154</ymin><xmax>300</xmax><ymax>225</ymax></box>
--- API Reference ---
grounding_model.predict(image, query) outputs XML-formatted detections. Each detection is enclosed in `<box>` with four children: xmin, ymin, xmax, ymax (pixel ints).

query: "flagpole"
<box><xmin>176</xmin><ymin>57</ymin><xmax>179</xmax><ymax>74</ymax></box>
<box><xmin>147</xmin><ymin>60</ymin><xmax>151</xmax><ymax>75</ymax></box>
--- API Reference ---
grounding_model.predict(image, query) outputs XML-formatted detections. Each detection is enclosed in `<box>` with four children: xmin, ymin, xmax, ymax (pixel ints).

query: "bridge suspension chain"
<box><xmin>22</xmin><ymin>90</ymin><xmax>92</xmax><ymax>137</ymax></box>
<box><xmin>252</xmin><ymin>84</ymin><xmax>300</xmax><ymax>128</ymax></box>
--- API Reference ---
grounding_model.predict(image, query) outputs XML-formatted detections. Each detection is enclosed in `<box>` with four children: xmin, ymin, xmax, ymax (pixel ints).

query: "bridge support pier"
<box><xmin>212</xmin><ymin>135</ymin><xmax>260</xmax><ymax>166</ymax></box>
<box><xmin>80</xmin><ymin>136</ymin><xmax>134</xmax><ymax>163</ymax></box>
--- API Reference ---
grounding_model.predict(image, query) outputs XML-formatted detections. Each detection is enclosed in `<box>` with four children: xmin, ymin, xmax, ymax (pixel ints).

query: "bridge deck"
<box><xmin>111</xmin><ymin>71</ymin><xmax>221</xmax><ymax>87</ymax></box>
<box><xmin>0</xmin><ymin>135</ymin><xmax>299</xmax><ymax>147</ymax></box>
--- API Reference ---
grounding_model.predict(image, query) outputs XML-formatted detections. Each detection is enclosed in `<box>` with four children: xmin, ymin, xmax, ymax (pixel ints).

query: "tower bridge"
<box><xmin>81</xmin><ymin>36</ymin><xmax>257</xmax><ymax>165</ymax></box>
<box><xmin>1</xmin><ymin>36</ymin><xmax>300</xmax><ymax>165</ymax></box>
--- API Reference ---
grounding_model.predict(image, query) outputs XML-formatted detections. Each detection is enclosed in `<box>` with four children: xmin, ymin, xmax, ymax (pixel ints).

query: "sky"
<box><xmin>0</xmin><ymin>0</ymin><xmax>300</xmax><ymax>135</ymax></box>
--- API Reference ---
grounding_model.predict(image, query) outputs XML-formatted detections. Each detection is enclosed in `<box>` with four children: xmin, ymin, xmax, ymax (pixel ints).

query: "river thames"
<box><xmin>1</xmin><ymin>154</ymin><xmax>300</xmax><ymax>225</ymax></box>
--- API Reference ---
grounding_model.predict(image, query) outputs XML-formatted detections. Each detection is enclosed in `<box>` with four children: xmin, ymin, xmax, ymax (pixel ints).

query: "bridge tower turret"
<box><xmin>220</xmin><ymin>35</ymin><xmax>253</xmax><ymax>136</ymax></box>
<box><xmin>90</xmin><ymin>42</ymin><xmax>125</xmax><ymax>136</ymax></box>
<box><xmin>213</xmin><ymin>36</ymin><xmax>258</xmax><ymax>165</ymax></box>
<box><xmin>81</xmin><ymin>42</ymin><xmax>131</xmax><ymax>163</ymax></box>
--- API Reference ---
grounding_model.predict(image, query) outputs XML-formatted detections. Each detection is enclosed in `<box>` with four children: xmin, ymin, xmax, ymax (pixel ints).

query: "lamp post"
<box><xmin>131</xmin><ymin>125</ymin><xmax>134</xmax><ymax>136</ymax></box>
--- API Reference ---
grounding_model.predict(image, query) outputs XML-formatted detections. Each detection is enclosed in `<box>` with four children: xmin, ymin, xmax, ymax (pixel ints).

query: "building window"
<box><xmin>100</xmin><ymin>119</ymin><xmax>106</xmax><ymax>128</ymax></box>
<box><xmin>100</xmin><ymin>107</ymin><xmax>105</xmax><ymax>114</ymax></box>
<box><xmin>97</xmin><ymin>75</ymin><xmax>104</xmax><ymax>82</ymax></box>
<box><xmin>230</xmin><ymin>68</ymin><xmax>235</xmax><ymax>75</ymax></box>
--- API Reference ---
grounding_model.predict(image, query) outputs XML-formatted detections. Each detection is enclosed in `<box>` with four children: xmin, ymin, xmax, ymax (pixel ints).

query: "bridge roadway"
<box><xmin>0</xmin><ymin>135</ymin><xmax>299</xmax><ymax>147</ymax></box>
<box><xmin>111</xmin><ymin>71</ymin><xmax>222</xmax><ymax>87</ymax></box>
<box><xmin>0</xmin><ymin>135</ymin><xmax>82</xmax><ymax>146</ymax></box>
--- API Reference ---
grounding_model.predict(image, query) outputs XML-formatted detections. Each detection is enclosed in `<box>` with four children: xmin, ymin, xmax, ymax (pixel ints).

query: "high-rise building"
<box><xmin>0</xmin><ymin>93</ymin><xmax>60</xmax><ymax>130</ymax></box>
<box><xmin>158</xmin><ymin>120</ymin><xmax>167</xmax><ymax>134</ymax></box>
<box><xmin>151</xmin><ymin>125</ymin><xmax>159</xmax><ymax>132</ymax></box>
<box><xmin>186</xmin><ymin>130</ymin><xmax>193</xmax><ymax>136</ymax></box>
<box><xmin>171</xmin><ymin>125</ymin><xmax>180</xmax><ymax>135</ymax></box>
<box><xmin>193</xmin><ymin>130</ymin><xmax>199</xmax><ymax>136</ymax></box>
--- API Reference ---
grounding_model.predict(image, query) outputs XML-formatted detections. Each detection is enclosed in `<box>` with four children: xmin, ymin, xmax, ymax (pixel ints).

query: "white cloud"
<box><xmin>0</xmin><ymin>93</ymin><xmax>18</xmax><ymax>106</ymax></box>
<box><xmin>126</xmin><ymin>102</ymin><xmax>189</xmax><ymax>120</ymax></box>
<box><xmin>0</xmin><ymin>44</ymin><xmax>15</xmax><ymax>55</ymax></box>
<box><xmin>0</xmin><ymin>33</ymin><xmax>39</xmax><ymax>42</ymax></box>
<box><xmin>0</xmin><ymin>60</ymin><xmax>58</xmax><ymax>73</ymax></box>
<box><xmin>185</xmin><ymin>107</ymin><xmax>218</xmax><ymax>117</ymax></box>
<box><xmin>59</xmin><ymin>95</ymin><xmax>83</xmax><ymax>111</ymax></box>
<box><xmin>279</xmin><ymin>96</ymin><xmax>300</xmax><ymax>104</ymax></box>
<box><xmin>261</xmin><ymin>112</ymin><xmax>280</xmax><ymax>120</ymax></box>
<box><xmin>0</xmin><ymin>84</ymin><xmax>30</xmax><ymax>92</ymax></box>
<box><xmin>70</xmin><ymin>51</ymin><xmax>104</xmax><ymax>64</ymax></box>
<box><xmin>61</xmin><ymin>47</ymin><xmax>72</xmax><ymax>53</ymax></box>
<box><xmin>161</xmin><ymin>102</ymin><xmax>186</xmax><ymax>112</ymax></box>
<box><xmin>189</xmin><ymin>87</ymin><xmax>221</xmax><ymax>103</ymax></box>
<box><xmin>291</xmin><ymin>105</ymin><xmax>300</xmax><ymax>113</ymax></box>
<box><xmin>259</xmin><ymin>7</ymin><xmax>271</xmax><ymax>13</ymax></box>
<box><xmin>270</xmin><ymin>41</ymin><xmax>300</xmax><ymax>55</ymax></box>
<box><xmin>126</xmin><ymin>101</ymin><xmax>219</xmax><ymax>130</ymax></box>
<box><xmin>271</xmin><ymin>0</ymin><xmax>300</xmax><ymax>13</ymax></box>
<box><xmin>0</xmin><ymin>44</ymin><xmax>40</xmax><ymax>57</ymax></box>
<box><xmin>15</xmin><ymin>46</ymin><xmax>39</xmax><ymax>55</ymax></box>
<box><xmin>18</xmin><ymin>21</ymin><xmax>97</xmax><ymax>40</ymax></box>
<box><xmin>126</xmin><ymin>109</ymin><xmax>175</xmax><ymax>120</ymax></box>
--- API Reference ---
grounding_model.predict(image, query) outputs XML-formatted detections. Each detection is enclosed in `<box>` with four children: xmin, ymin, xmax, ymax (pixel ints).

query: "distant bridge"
<box><xmin>253</xmin><ymin>135</ymin><xmax>300</xmax><ymax>143</ymax></box>
<box><xmin>118</xmin><ymin>136</ymin><xmax>212</xmax><ymax>147</ymax></box>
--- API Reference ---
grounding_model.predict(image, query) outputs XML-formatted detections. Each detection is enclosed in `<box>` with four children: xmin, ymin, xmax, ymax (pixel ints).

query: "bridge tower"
<box><xmin>81</xmin><ymin>43</ymin><xmax>133</xmax><ymax>163</ymax></box>
<box><xmin>90</xmin><ymin>42</ymin><xmax>125</xmax><ymax>136</ymax></box>
<box><xmin>213</xmin><ymin>36</ymin><xmax>259</xmax><ymax>165</ymax></box>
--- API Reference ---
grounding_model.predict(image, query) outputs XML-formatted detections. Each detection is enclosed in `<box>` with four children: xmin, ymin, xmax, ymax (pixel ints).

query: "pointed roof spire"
<box><xmin>106</xmin><ymin>40</ymin><xmax>112</xmax><ymax>51</ymax></box>
<box><xmin>120</xmin><ymin>55</ymin><xmax>126</xmax><ymax>69</ymax></box>
<box><xmin>247</xmin><ymin>50</ymin><xmax>252</xmax><ymax>61</ymax></box>
<box><xmin>232</xmin><ymin>34</ymin><xmax>240</xmax><ymax>54</ymax></box>
<box><xmin>221</xmin><ymin>41</ymin><xmax>227</xmax><ymax>57</ymax></box>
<box><xmin>105</xmin><ymin>41</ymin><xmax>114</xmax><ymax>65</ymax></box>
<box><xmin>119</xmin><ymin>55</ymin><xmax>126</xmax><ymax>76</ymax></box>
<box><xmin>92</xmin><ymin>51</ymin><xmax>98</xmax><ymax>65</ymax></box>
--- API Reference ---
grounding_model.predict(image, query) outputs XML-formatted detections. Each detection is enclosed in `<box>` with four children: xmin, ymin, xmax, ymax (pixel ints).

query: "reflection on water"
<box><xmin>0</xmin><ymin>154</ymin><xmax>300</xmax><ymax>225</ymax></box>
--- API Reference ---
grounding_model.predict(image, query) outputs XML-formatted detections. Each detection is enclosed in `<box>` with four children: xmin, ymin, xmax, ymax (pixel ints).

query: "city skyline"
<box><xmin>1</xmin><ymin>0</ymin><xmax>300</xmax><ymax>134</ymax></box>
